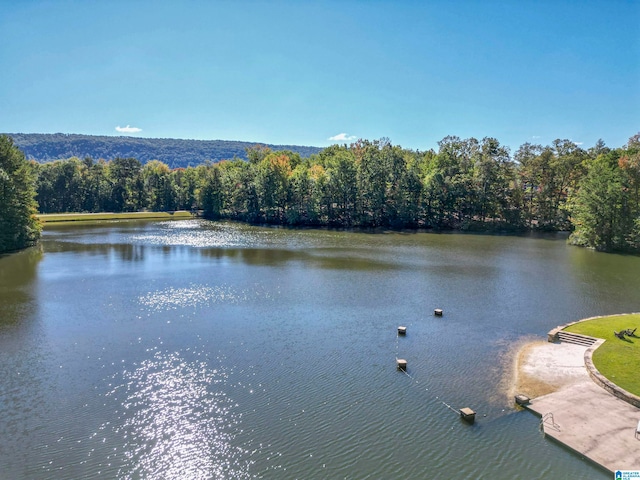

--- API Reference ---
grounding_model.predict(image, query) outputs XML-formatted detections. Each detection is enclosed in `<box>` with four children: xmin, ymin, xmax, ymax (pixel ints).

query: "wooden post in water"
<box><xmin>459</xmin><ymin>407</ymin><xmax>476</xmax><ymax>423</ymax></box>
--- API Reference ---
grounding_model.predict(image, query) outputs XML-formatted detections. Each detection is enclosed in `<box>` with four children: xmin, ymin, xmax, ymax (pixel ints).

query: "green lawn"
<box><xmin>37</xmin><ymin>211</ymin><xmax>194</xmax><ymax>224</ymax></box>
<box><xmin>564</xmin><ymin>314</ymin><xmax>640</xmax><ymax>396</ymax></box>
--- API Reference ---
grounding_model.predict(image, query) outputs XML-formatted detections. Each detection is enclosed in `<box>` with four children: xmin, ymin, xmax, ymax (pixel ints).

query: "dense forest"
<box><xmin>6</xmin><ymin>133</ymin><xmax>322</xmax><ymax>168</ymax></box>
<box><xmin>27</xmin><ymin>132</ymin><xmax>640</xmax><ymax>253</ymax></box>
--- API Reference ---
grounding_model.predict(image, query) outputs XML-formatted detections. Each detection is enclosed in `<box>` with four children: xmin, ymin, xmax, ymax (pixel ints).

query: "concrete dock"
<box><xmin>527</xmin><ymin>381</ymin><xmax>640</xmax><ymax>472</ymax></box>
<box><xmin>520</xmin><ymin>339</ymin><xmax>640</xmax><ymax>472</ymax></box>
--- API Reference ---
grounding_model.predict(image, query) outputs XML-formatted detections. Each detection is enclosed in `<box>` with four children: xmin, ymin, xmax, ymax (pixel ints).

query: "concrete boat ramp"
<box><xmin>519</xmin><ymin>336</ymin><xmax>640</xmax><ymax>473</ymax></box>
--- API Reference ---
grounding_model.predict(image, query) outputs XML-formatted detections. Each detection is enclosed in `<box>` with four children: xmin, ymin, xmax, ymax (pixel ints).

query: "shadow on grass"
<box><xmin>613</xmin><ymin>334</ymin><xmax>634</xmax><ymax>343</ymax></box>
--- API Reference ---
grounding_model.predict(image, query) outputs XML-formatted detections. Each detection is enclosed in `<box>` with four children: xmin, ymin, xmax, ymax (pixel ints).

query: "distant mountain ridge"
<box><xmin>6</xmin><ymin>133</ymin><xmax>323</xmax><ymax>168</ymax></box>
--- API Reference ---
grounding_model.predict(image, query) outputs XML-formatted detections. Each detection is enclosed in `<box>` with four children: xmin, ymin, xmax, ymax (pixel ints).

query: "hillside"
<box><xmin>6</xmin><ymin>133</ymin><xmax>323</xmax><ymax>168</ymax></box>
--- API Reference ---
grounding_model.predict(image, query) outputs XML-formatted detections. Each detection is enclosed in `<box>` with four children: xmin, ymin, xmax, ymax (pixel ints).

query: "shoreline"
<box><xmin>37</xmin><ymin>210</ymin><xmax>194</xmax><ymax>224</ymax></box>
<box><xmin>511</xmin><ymin>339</ymin><xmax>591</xmax><ymax>400</ymax></box>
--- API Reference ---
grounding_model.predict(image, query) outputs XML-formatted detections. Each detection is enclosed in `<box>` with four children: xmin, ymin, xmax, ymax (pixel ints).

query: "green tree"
<box><xmin>108</xmin><ymin>157</ymin><xmax>143</xmax><ymax>212</ymax></box>
<box><xmin>396</xmin><ymin>152</ymin><xmax>423</xmax><ymax>227</ymax></box>
<box><xmin>323</xmin><ymin>147</ymin><xmax>357</xmax><ymax>226</ymax></box>
<box><xmin>423</xmin><ymin>136</ymin><xmax>475</xmax><ymax>228</ymax></box>
<box><xmin>515</xmin><ymin>140</ymin><xmax>586</xmax><ymax>230</ymax></box>
<box><xmin>199</xmin><ymin>166</ymin><xmax>223</xmax><ymax>219</ymax></box>
<box><xmin>0</xmin><ymin>135</ymin><xmax>41</xmax><ymax>252</ymax></box>
<box><xmin>84</xmin><ymin>159</ymin><xmax>112</xmax><ymax>212</ymax></box>
<box><xmin>353</xmin><ymin>139</ymin><xmax>388</xmax><ymax>226</ymax></box>
<box><xmin>618</xmin><ymin>133</ymin><xmax>640</xmax><ymax>213</ymax></box>
<box><xmin>142</xmin><ymin>160</ymin><xmax>176</xmax><ymax>211</ymax></box>
<box><xmin>173</xmin><ymin>167</ymin><xmax>200</xmax><ymax>210</ymax></box>
<box><xmin>255</xmin><ymin>153</ymin><xmax>292</xmax><ymax>223</ymax></box>
<box><xmin>34</xmin><ymin>158</ymin><xmax>86</xmax><ymax>213</ymax></box>
<box><xmin>217</xmin><ymin>160</ymin><xmax>259</xmax><ymax>222</ymax></box>
<box><xmin>34</xmin><ymin>161</ymin><xmax>57</xmax><ymax>213</ymax></box>
<box><xmin>287</xmin><ymin>163</ymin><xmax>317</xmax><ymax>225</ymax></box>
<box><xmin>471</xmin><ymin>137</ymin><xmax>519</xmax><ymax>228</ymax></box>
<box><xmin>568</xmin><ymin>151</ymin><xmax>629</xmax><ymax>251</ymax></box>
<box><xmin>55</xmin><ymin>158</ymin><xmax>85</xmax><ymax>212</ymax></box>
<box><xmin>515</xmin><ymin>142</ymin><xmax>543</xmax><ymax>228</ymax></box>
<box><xmin>617</xmin><ymin>133</ymin><xmax>640</xmax><ymax>250</ymax></box>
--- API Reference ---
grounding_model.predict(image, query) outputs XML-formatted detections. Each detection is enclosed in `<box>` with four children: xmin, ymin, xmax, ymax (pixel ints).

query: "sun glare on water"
<box><xmin>103</xmin><ymin>351</ymin><xmax>253</xmax><ymax>479</ymax></box>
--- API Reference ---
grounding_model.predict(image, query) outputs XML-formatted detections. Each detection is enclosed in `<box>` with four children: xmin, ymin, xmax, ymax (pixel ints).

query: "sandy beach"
<box><xmin>512</xmin><ymin>339</ymin><xmax>591</xmax><ymax>398</ymax></box>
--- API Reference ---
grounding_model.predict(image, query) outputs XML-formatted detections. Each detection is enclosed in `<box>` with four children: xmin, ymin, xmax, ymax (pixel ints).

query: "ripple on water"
<box><xmin>138</xmin><ymin>283</ymin><xmax>275</xmax><ymax>311</ymax></box>
<box><xmin>103</xmin><ymin>351</ymin><xmax>253</xmax><ymax>479</ymax></box>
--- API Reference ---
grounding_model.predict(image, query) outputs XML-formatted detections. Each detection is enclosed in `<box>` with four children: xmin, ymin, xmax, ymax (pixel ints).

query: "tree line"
<box><xmin>28</xmin><ymin>133</ymin><xmax>640</xmax><ymax>253</ymax></box>
<box><xmin>2</xmin><ymin>133</ymin><xmax>639</xmax><ymax>254</ymax></box>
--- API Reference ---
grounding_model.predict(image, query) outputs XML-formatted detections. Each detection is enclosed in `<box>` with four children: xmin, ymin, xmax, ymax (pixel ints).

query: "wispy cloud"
<box><xmin>329</xmin><ymin>133</ymin><xmax>357</xmax><ymax>142</ymax></box>
<box><xmin>531</xmin><ymin>135</ymin><xmax>541</xmax><ymax>139</ymax></box>
<box><xmin>115</xmin><ymin>125</ymin><xmax>142</xmax><ymax>133</ymax></box>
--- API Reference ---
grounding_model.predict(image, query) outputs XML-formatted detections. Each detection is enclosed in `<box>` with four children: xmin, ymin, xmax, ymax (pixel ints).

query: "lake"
<box><xmin>1</xmin><ymin>219</ymin><xmax>638</xmax><ymax>479</ymax></box>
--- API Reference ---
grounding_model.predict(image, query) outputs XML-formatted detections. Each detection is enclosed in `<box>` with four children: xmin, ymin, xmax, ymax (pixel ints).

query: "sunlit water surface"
<box><xmin>1</xmin><ymin>219</ymin><xmax>639</xmax><ymax>479</ymax></box>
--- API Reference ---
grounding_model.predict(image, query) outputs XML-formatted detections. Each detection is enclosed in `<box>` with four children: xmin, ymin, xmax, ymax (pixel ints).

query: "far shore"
<box><xmin>37</xmin><ymin>210</ymin><xmax>194</xmax><ymax>224</ymax></box>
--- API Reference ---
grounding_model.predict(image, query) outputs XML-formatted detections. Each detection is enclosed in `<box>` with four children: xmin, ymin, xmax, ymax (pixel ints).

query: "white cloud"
<box><xmin>115</xmin><ymin>125</ymin><xmax>142</xmax><ymax>133</ymax></box>
<box><xmin>329</xmin><ymin>133</ymin><xmax>357</xmax><ymax>142</ymax></box>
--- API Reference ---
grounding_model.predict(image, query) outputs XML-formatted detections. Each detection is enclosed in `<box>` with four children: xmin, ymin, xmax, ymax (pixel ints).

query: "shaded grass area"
<box><xmin>564</xmin><ymin>314</ymin><xmax>640</xmax><ymax>396</ymax></box>
<box><xmin>37</xmin><ymin>211</ymin><xmax>194</xmax><ymax>224</ymax></box>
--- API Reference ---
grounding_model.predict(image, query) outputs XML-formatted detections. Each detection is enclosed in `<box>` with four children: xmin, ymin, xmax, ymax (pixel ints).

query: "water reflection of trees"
<box><xmin>42</xmin><ymin>236</ymin><xmax>396</xmax><ymax>271</ymax></box>
<box><xmin>197</xmin><ymin>246</ymin><xmax>394</xmax><ymax>270</ymax></box>
<box><xmin>43</xmin><ymin>241</ymin><xmax>147</xmax><ymax>263</ymax></box>
<box><xmin>567</xmin><ymin>247</ymin><xmax>640</xmax><ymax>313</ymax></box>
<box><xmin>0</xmin><ymin>246</ymin><xmax>43</xmax><ymax>326</ymax></box>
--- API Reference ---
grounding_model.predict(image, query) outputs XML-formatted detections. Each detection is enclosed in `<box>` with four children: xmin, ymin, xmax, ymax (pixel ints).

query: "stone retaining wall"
<box><xmin>548</xmin><ymin>313</ymin><xmax>640</xmax><ymax>409</ymax></box>
<box><xmin>584</xmin><ymin>341</ymin><xmax>640</xmax><ymax>408</ymax></box>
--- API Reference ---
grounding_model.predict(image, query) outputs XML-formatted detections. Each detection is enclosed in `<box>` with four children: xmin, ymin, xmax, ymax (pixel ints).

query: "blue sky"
<box><xmin>1</xmin><ymin>0</ymin><xmax>638</xmax><ymax>153</ymax></box>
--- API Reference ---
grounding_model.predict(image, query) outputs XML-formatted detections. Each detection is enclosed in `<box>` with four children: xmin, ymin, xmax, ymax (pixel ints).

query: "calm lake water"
<box><xmin>1</xmin><ymin>219</ymin><xmax>639</xmax><ymax>479</ymax></box>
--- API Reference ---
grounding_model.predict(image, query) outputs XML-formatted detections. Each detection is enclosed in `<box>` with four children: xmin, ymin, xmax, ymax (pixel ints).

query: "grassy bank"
<box><xmin>37</xmin><ymin>211</ymin><xmax>194</xmax><ymax>224</ymax></box>
<box><xmin>564</xmin><ymin>313</ymin><xmax>640</xmax><ymax>396</ymax></box>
